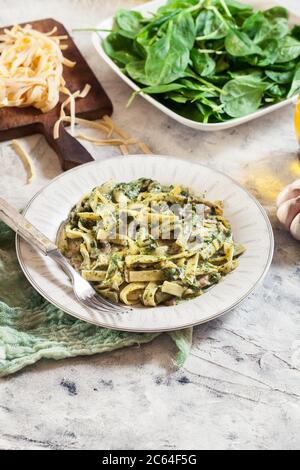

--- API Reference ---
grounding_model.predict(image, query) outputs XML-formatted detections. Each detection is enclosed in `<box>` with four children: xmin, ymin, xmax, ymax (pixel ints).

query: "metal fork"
<box><xmin>0</xmin><ymin>197</ymin><xmax>131</xmax><ymax>314</ymax></box>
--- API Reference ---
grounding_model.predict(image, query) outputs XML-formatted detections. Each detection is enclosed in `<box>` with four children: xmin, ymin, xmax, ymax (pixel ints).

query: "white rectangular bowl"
<box><xmin>92</xmin><ymin>0</ymin><xmax>300</xmax><ymax>131</ymax></box>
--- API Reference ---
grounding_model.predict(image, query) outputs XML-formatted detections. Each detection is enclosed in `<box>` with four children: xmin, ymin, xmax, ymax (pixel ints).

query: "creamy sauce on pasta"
<box><xmin>58</xmin><ymin>179</ymin><xmax>245</xmax><ymax>307</ymax></box>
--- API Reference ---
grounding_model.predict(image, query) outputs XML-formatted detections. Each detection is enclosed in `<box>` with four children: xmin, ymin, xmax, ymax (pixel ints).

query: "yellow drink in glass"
<box><xmin>295</xmin><ymin>96</ymin><xmax>300</xmax><ymax>152</ymax></box>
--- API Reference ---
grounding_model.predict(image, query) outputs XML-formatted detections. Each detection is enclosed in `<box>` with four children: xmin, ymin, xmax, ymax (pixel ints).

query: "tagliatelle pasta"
<box><xmin>0</xmin><ymin>24</ymin><xmax>93</xmax><ymax>142</ymax></box>
<box><xmin>11</xmin><ymin>139</ymin><xmax>36</xmax><ymax>184</ymax></box>
<box><xmin>53</xmin><ymin>84</ymin><xmax>91</xmax><ymax>139</ymax></box>
<box><xmin>0</xmin><ymin>24</ymin><xmax>76</xmax><ymax>113</ymax></box>
<box><xmin>76</xmin><ymin>133</ymin><xmax>137</xmax><ymax>147</ymax></box>
<box><xmin>1</xmin><ymin>25</ymin><xmax>154</xmax><ymax>182</ymax></box>
<box><xmin>58</xmin><ymin>178</ymin><xmax>245</xmax><ymax>307</ymax></box>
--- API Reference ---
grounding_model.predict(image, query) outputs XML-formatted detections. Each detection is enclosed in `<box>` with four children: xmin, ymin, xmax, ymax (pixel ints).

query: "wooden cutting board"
<box><xmin>0</xmin><ymin>18</ymin><xmax>113</xmax><ymax>170</ymax></box>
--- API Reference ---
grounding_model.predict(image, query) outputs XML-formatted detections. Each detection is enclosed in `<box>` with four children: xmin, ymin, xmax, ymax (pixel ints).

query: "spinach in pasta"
<box><xmin>59</xmin><ymin>178</ymin><xmax>245</xmax><ymax>307</ymax></box>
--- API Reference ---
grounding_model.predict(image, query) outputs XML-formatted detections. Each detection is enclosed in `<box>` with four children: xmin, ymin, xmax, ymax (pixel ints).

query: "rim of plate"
<box><xmin>16</xmin><ymin>155</ymin><xmax>274</xmax><ymax>332</ymax></box>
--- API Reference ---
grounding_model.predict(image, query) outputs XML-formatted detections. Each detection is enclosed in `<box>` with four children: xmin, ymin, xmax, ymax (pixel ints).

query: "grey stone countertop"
<box><xmin>0</xmin><ymin>0</ymin><xmax>299</xmax><ymax>450</ymax></box>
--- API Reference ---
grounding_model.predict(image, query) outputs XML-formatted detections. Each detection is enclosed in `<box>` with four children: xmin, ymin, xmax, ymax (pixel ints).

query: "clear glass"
<box><xmin>295</xmin><ymin>96</ymin><xmax>300</xmax><ymax>160</ymax></box>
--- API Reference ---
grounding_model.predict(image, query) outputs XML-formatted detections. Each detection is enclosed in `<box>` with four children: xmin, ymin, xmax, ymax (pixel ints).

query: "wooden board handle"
<box><xmin>43</xmin><ymin>122</ymin><xmax>94</xmax><ymax>171</ymax></box>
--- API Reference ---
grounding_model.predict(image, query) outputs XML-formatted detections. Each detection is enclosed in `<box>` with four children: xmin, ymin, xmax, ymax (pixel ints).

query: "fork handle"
<box><xmin>0</xmin><ymin>197</ymin><xmax>57</xmax><ymax>255</ymax></box>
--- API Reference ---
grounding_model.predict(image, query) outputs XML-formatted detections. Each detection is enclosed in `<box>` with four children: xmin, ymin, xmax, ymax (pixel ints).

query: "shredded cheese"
<box><xmin>11</xmin><ymin>139</ymin><xmax>36</xmax><ymax>184</ymax></box>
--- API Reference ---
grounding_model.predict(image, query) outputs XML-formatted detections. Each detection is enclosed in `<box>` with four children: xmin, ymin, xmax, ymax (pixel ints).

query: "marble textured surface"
<box><xmin>0</xmin><ymin>0</ymin><xmax>300</xmax><ymax>450</ymax></box>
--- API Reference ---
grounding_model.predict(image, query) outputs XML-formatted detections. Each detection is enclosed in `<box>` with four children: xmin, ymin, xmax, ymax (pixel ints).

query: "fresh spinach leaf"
<box><xmin>103</xmin><ymin>33</ymin><xmax>138</xmax><ymax>65</ymax></box>
<box><xmin>191</xmin><ymin>48</ymin><xmax>216</xmax><ymax>77</ymax></box>
<box><xmin>158</xmin><ymin>0</ymin><xmax>198</xmax><ymax>15</ymax></box>
<box><xmin>288</xmin><ymin>62</ymin><xmax>300</xmax><ymax>97</ymax></box>
<box><xmin>128</xmin><ymin>82</ymin><xmax>187</xmax><ymax>107</ymax></box>
<box><xmin>126</xmin><ymin>60</ymin><xmax>150</xmax><ymax>85</ymax></box>
<box><xmin>264</xmin><ymin>7</ymin><xmax>289</xmax><ymax>21</ymax></box>
<box><xmin>166</xmin><ymin>92</ymin><xmax>189</xmax><ymax>103</ymax></box>
<box><xmin>225</xmin><ymin>30</ymin><xmax>262</xmax><ymax>57</ymax></box>
<box><xmin>138</xmin><ymin>83</ymin><xmax>187</xmax><ymax>95</ymax></box>
<box><xmin>276</xmin><ymin>36</ymin><xmax>300</xmax><ymax>64</ymax></box>
<box><xmin>195</xmin><ymin>9</ymin><xmax>228</xmax><ymax>40</ymax></box>
<box><xmin>269</xmin><ymin>60</ymin><xmax>298</xmax><ymax>71</ymax></box>
<box><xmin>173</xmin><ymin>10</ymin><xmax>196</xmax><ymax>50</ymax></box>
<box><xmin>145</xmin><ymin>12</ymin><xmax>195</xmax><ymax>85</ymax></box>
<box><xmin>229</xmin><ymin>69</ymin><xmax>263</xmax><ymax>80</ymax></box>
<box><xmin>169</xmin><ymin>101</ymin><xmax>207</xmax><ymax>122</ymax></box>
<box><xmin>221</xmin><ymin>78</ymin><xmax>266</xmax><ymax>117</ymax></box>
<box><xmin>138</xmin><ymin>10</ymin><xmax>179</xmax><ymax>36</ymax></box>
<box><xmin>144</xmin><ymin>27</ymin><xmax>188</xmax><ymax>85</ymax></box>
<box><xmin>221</xmin><ymin>0</ymin><xmax>253</xmax><ymax>16</ymax></box>
<box><xmin>265</xmin><ymin>69</ymin><xmax>294</xmax><ymax>84</ymax></box>
<box><xmin>266</xmin><ymin>83</ymin><xmax>287</xmax><ymax>98</ymax></box>
<box><xmin>194</xmin><ymin>95</ymin><xmax>223</xmax><ymax>113</ymax></box>
<box><xmin>270</xmin><ymin>17</ymin><xmax>289</xmax><ymax>40</ymax></box>
<box><xmin>215</xmin><ymin>55</ymin><xmax>230</xmax><ymax>73</ymax></box>
<box><xmin>115</xmin><ymin>10</ymin><xmax>143</xmax><ymax>38</ymax></box>
<box><xmin>242</xmin><ymin>12</ymin><xmax>271</xmax><ymax>44</ymax></box>
<box><xmin>292</xmin><ymin>25</ymin><xmax>300</xmax><ymax>41</ymax></box>
<box><xmin>253</xmin><ymin>39</ymin><xmax>279</xmax><ymax>67</ymax></box>
<box><xmin>104</xmin><ymin>0</ymin><xmax>300</xmax><ymax>123</ymax></box>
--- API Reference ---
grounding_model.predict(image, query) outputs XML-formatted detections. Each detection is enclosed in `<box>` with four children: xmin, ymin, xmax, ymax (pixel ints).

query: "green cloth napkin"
<box><xmin>0</xmin><ymin>221</ymin><xmax>192</xmax><ymax>377</ymax></box>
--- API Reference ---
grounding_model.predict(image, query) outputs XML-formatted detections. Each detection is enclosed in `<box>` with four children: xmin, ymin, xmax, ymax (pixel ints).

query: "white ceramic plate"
<box><xmin>16</xmin><ymin>156</ymin><xmax>274</xmax><ymax>332</ymax></box>
<box><xmin>92</xmin><ymin>0</ymin><xmax>300</xmax><ymax>131</ymax></box>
